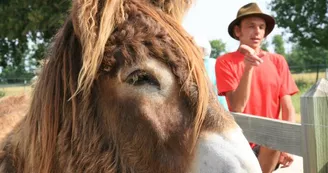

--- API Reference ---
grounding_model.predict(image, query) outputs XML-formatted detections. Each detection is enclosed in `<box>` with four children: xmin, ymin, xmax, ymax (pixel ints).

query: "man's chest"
<box><xmin>233</xmin><ymin>57</ymin><xmax>281</xmax><ymax>91</ymax></box>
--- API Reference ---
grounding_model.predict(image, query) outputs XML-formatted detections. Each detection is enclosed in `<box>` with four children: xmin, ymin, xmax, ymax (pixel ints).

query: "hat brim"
<box><xmin>228</xmin><ymin>13</ymin><xmax>275</xmax><ymax>40</ymax></box>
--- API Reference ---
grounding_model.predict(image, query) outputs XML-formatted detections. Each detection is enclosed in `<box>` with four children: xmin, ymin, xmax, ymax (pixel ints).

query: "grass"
<box><xmin>291</xmin><ymin>80</ymin><xmax>312</xmax><ymax>123</ymax></box>
<box><xmin>291</xmin><ymin>72</ymin><xmax>326</xmax><ymax>123</ymax></box>
<box><xmin>0</xmin><ymin>91</ymin><xmax>5</xmax><ymax>97</ymax></box>
<box><xmin>0</xmin><ymin>85</ymin><xmax>32</xmax><ymax>98</ymax></box>
<box><xmin>292</xmin><ymin>71</ymin><xmax>326</xmax><ymax>83</ymax></box>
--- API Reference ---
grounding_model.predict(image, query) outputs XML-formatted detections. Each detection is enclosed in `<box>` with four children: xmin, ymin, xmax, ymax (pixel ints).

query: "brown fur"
<box><xmin>0</xmin><ymin>0</ymin><xmax>236</xmax><ymax>173</ymax></box>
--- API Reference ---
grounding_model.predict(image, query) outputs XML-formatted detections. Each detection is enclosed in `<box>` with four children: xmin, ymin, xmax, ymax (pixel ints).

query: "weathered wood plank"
<box><xmin>231</xmin><ymin>112</ymin><xmax>302</xmax><ymax>156</ymax></box>
<box><xmin>301</xmin><ymin>78</ymin><xmax>328</xmax><ymax>173</ymax></box>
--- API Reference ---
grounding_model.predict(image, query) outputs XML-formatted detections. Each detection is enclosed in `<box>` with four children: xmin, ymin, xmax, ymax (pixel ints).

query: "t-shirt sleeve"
<box><xmin>278</xmin><ymin>55</ymin><xmax>299</xmax><ymax>98</ymax></box>
<box><xmin>215</xmin><ymin>58</ymin><xmax>238</xmax><ymax>96</ymax></box>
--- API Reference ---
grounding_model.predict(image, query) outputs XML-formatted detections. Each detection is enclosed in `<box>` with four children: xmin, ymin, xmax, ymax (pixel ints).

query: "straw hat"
<box><xmin>228</xmin><ymin>3</ymin><xmax>275</xmax><ymax>40</ymax></box>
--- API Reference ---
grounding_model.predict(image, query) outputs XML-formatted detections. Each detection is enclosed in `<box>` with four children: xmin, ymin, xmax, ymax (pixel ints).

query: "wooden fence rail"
<box><xmin>232</xmin><ymin>78</ymin><xmax>328</xmax><ymax>173</ymax></box>
<box><xmin>232</xmin><ymin>113</ymin><xmax>302</xmax><ymax>156</ymax></box>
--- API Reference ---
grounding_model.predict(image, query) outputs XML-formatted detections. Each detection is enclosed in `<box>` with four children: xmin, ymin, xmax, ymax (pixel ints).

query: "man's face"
<box><xmin>234</xmin><ymin>16</ymin><xmax>266</xmax><ymax>49</ymax></box>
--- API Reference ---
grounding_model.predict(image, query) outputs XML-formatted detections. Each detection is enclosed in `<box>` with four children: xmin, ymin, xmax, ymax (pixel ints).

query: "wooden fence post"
<box><xmin>301</xmin><ymin>78</ymin><xmax>328</xmax><ymax>172</ymax></box>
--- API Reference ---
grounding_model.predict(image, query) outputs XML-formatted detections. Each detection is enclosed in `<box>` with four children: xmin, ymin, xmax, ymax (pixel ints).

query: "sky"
<box><xmin>182</xmin><ymin>0</ymin><xmax>287</xmax><ymax>52</ymax></box>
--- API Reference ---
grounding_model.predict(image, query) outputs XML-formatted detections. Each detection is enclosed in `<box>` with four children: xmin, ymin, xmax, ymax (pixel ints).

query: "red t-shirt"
<box><xmin>215</xmin><ymin>51</ymin><xmax>299</xmax><ymax>147</ymax></box>
<box><xmin>215</xmin><ymin>51</ymin><xmax>299</xmax><ymax>115</ymax></box>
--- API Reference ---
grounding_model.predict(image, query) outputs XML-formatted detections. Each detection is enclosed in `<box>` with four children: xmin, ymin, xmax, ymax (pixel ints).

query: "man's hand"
<box><xmin>239</xmin><ymin>44</ymin><xmax>264</xmax><ymax>69</ymax></box>
<box><xmin>279</xmin><ymin>152</ymin><xmax>294</xmax><ymax>168</ymax></box>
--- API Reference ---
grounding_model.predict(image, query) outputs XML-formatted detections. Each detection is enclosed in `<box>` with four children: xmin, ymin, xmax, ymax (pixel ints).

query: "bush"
<box><xmin>291</xmin><ymin>79</ymin><xmax>314</xmax><ymax>117</ymax></box>
<box><xmin>295</xmin><ymin>79</ymin><xmax>312</xmax><ymax>91</ymax></box>
<box><xmin>0</xmin><ymin>91</ymin><xmax>5</xmax><ymax>98</ymax></box>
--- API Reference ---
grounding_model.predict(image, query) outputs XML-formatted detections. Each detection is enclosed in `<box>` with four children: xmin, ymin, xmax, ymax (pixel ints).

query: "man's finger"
<box><xmin>244</xmin><ymin>57</ymin><xmax>256</xmax><ymax>63</ymax></box>
<box><xmin>288</xmin><ymin>158</ymin><xmax>294</xmax><ymax>167</ymax></box>
<box><xmin>279</xmin><ymin>154</ymin><xmax>284</xmax><ymax>163</ymax></box>
<box><xmin>248</xmin><ymin>54</ymin><xmax>264</xmax><ymax>63</ymax></box>
<box><xmin>280</xmin><ymin>159</ymin><xmax>290</xmax><ymax>168</ymax></box>
<box><xmin>245</xmin><ymin>57</ymin><xmax>262</xmax><ymax>66</ymax></box>
<box><xmin>280</xmin><ymin>154</ymin><xmax>294</xmax><ymax>168</ymax></box>
<box><xmin>281</xmin><ymin>158</ymin><xmax>289</xmax><ymax>167</ymax></box>
<box><xmin>239</xmin><ymin>44</ymin><xmax>255</xmax><ymax>55</ymax></box>
<box><xmin>281</xmin><ymin>164</ymin><xmax>288</xmax><ymax>168</ymax></box>
<box><xmin>281</xmin><ymin>160</ymin><xmax>292</xmax><ymax>168</ymax></box>
<box><xmin>239</xmin><ymin>44</ymin><xmax>264</xmax><ymax>62</ymax></box>
<box><xmin>244</xmin><ymin>59</ymin><xmax>261</xmax><ymax>66</ymax></box>
<box><xmin>257</xmin><ymin>51</ymin><xmax>267</xmax><ymax>58</ymax></box>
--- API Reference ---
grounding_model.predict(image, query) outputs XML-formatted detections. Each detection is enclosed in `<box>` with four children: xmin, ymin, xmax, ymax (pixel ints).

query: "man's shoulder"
<box><xmin>265</xmin><ymin>51</ymin><xmax>285</xmax><ymax>60</ymax></box>
<box><xmin>218</xmin><ymin>51</ymin><xmax>239</xmax><ymax>58</ymax></box>
<box><xmin>217</xmin><ymin>51</ymin><xmax>241</xmax><ymax>62</ymax></box>
<box><xmin>265</xmin><ymin>52</ymin><xmax>287</xmax><ymax>65</ymax></box>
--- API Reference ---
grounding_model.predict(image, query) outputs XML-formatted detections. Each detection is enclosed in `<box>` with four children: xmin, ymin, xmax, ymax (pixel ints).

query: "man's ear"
<box><xmin>234</xmin><ymin>25</ymin><xmax>241</xmax><ymax>39</ymax></box>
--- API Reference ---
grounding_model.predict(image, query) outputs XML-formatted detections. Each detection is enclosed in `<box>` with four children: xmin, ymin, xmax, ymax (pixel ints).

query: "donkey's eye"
<box><xmin>126</xmin><ymin>70</ymin><xmax>160</xmax><ymax>88</ymax></box>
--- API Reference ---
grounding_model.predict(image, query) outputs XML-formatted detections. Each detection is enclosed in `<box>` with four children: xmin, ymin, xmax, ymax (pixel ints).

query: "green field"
<box><xmin>291</xmin><ymin>83</ymin><xmax>309</xmax><ymax>123</ymax></box>
<box><xmin>292</xmin><ymin>71</ymin><xmax>326</xmax><ymax>83</ymax></box>
<box><xmin>291</xmin><ymin>72</ymin><xmax>326</xmax><ymax>123</ymax></box>
<box><xmin>0</xmin><ymin>85</ymin><xmax>32</xmax><ymax>98</ymax></box>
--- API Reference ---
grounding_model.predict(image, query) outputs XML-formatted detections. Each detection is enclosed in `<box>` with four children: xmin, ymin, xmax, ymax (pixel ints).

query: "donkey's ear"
<box><xmin>70</xmin><ymin>0</ymin><xmax>81</xmax><ymax>37</ymax></box>
<box><xmin>71</xmin><ymin>0</ymin><xmax>100</xmax><ymax>39</ymax></box>
<box><xmin>149</xmin><ymin>0</ymin><xmax>194</xmax><ymax>21</ymax></box>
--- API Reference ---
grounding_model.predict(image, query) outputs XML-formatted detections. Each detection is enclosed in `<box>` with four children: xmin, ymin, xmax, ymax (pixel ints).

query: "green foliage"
<box><xmin>292</xmin><ymin>78</ymin><xmax>314</xmax><ymax>115</ymax></box>
<box><xmin>295</xmin><ymin>79</ymin><xmax>313</xmax><ymax>91</ymax></box>
<box><xmin>271</xmin><ymin>35</ymin><xmax>285</xmax><ymax>56</ymax></box>
<box><xmin>261</xmin><ymin>40</ymin><xmax>269</xmax><ymax>51</ymax></box>
<box><xmin>0</xmin><ymin>0</ymin><xmax>71</xmax><ymax>68</ymax></box>
<box><xmin>0</xmin><ymin>65</ymin><xmax>34</xmax><ymax>84</ymax></box>
<box><xmin>0</xmin><ymin>91</ymin><xmax>5</xmax><ymax>98</ymax></box>
<box><xmin>270</xmin><ymin>0</ymin><xmax>328</xmax><ymax>50</ymax></box>
<box><xmin>286</xmin><ymin>45</ymin><xmax>328</xmax><ymax>72</ymax></box>
<box><xmin>210</xmin><ymin>39</ymin><xmax>226</xmax><ymax>59</ymax></box>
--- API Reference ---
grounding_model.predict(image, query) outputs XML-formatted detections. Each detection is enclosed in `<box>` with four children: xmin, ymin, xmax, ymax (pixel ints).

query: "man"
<box><xmin>193</xmin><ymin>35</ymin><xmax>228</xmax><ymax>110</ymax></box>
<box><xmin>215</xmin><ymin>3</ymin><xmax>299</xmax><ymax>173</ymax></box>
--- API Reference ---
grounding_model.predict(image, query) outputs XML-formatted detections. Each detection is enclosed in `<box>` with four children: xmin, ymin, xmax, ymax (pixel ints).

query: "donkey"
<box><xmin>0</xmin><ymin>0</ymin><xmax>261</xmax><ymax>172</ymax></box>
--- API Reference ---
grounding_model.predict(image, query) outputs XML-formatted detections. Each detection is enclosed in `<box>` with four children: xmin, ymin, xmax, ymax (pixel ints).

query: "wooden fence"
<box><xmin>232</xmin><ymin>78</ymin><xmax>328</xmax><ymax>173</ymax></box>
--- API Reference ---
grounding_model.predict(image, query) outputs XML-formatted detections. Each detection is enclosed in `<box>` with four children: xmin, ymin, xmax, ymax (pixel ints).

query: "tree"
<box><xmin>286</xmin><ymin>44</ymin><xmax>328</xmax><ymax>81</ymax></box>
<box><xmin>0</xmin><ymin>0</ymin><xmax>71</xmax><ymax>69</ymax></box>
<box><xmin>0</xmin><ymin>58</ymin><xmax>35</xmax><ymax>84</ymax></box>
<box><xmin>287</xmin><ymin>45</ymin><xmax>327</xmax><ymax>68</ymax></box>
<box><xmin>261</xmin><ymin>40</ymin><xmax>269</xmax><ymax>51</ymax></box>
<box><xmin>210</xmin><ymin>39</ymin><xmax>226</xmax><ymax>59</ymax></box>
<box><xmin>269</xmin><ymin>0</ymin><xmax>328</xmax><ymax>50</ymax></box>
<box><xmin>271</xmin><ymin>35</ymin><xmax>285</xmax><ymax>56</ymax></box>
